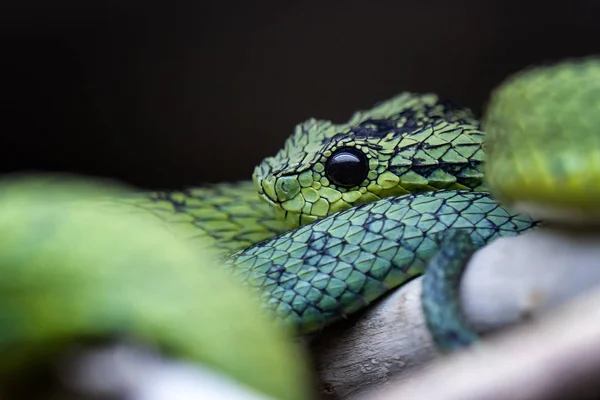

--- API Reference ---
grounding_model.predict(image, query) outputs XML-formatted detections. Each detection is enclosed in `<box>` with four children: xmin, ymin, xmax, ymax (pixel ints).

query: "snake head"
<box><xmin>253</xmin><ymin>93</ymin><xmax>486</xmax><ymax>228</ymax></box>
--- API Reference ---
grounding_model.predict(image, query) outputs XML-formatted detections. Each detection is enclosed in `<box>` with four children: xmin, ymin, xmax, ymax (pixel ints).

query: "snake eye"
<box><xmin>325</xmin><ymin>147</ymin><xmax>369</xmax><ymax>188</ymax></box>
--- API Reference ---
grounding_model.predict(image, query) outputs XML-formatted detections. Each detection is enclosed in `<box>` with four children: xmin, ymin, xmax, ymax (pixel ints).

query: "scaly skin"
<box><xmin>224</xmin><ymin>191</ymin><xmax>535</xmax><ymax>335</ymax></box>
<box><xmin>106</xmin><ymin>181</ymin><xmax>288</xmax><ymax>256</ymax></box>
<box><xmin>422</xmin><ymin>57</ymin><xmax>600</xmax><ymax>351</ymax></box>
<box><xmin>112</xmin><ymin>93</ymin><xmax>487</xmax><ymax>257</ymax></box>
<box><xmin>101</xmin><ymin>93</ymin><xmax>531</xmax><ymax>339</ymax></box>
<box><xmin>421</xmin><ymin>230</ymin><xmax>480</xmax><ymax>352</ymax></box>
<box><xmin>253</xmin><ymin>93</ymin><xmax>486</xmax><ymax>228</ymax></box>
<box><xmin>10</xmin><ymin>58</ymin><xmax>589</xmax><ymax>360</ymax></box>
<box><xmin>4</xmin><ymin>59</ymin><xmax>594</xmax><ymax>397</ymax></box>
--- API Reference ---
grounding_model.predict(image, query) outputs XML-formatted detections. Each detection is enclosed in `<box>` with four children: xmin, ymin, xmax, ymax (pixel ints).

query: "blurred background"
<box><xmin>1</xmin><ymin>0</ymin><xmax>599</xmax><ymax>190</ymax></box>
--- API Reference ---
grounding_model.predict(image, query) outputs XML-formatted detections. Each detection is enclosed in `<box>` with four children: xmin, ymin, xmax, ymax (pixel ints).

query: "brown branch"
<box><xmin>362</xmin><ymin>284</ymin><xmax>600</xmax><ymax>400</ymax></box>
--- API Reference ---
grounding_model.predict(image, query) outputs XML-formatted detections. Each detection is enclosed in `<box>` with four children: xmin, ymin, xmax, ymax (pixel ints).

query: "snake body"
<box><xmin>109</xmin><ymin>92</ymin><xmax>536</xmax><ymax>339</ymax></box>
<box><xmin>423</xmin><ymin>57</ymin><xmax>600</xmax><ymax>349</ymax></box>
<box><xmin>0</xmin><ymin>56</ymin><xmax>594</xmax><ymax>399</ymax></box>
<box><xmin>120</xmin><ymin>93</ymin><xmax>488</xmax><ymax>257</ymax></box>
<box><xmin>111</xmin><ymin>181</ymin><xmax>287</xmax><ymax>256</ymax></box>
<box><xmin>225</xmin><ymin>190</ymin><xmax>534</xmax><ymax>335</ymax></box>
<box><xmin>108</xmin><ymin>58</ymin><xmax>600</xmax><ymax>344</ymax></box>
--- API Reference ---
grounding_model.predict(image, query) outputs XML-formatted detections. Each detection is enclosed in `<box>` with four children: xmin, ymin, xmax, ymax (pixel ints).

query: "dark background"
<box><xmin>1</xmin><ymin>0</ymin><xmax>599</xmax><ymax>190</ymax></box>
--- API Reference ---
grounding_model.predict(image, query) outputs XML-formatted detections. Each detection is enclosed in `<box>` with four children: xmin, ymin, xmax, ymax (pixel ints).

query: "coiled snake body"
<box><xmin>114</xmin><ymin>58</ymin><xmax>600</xmax><ymax>348</ymax></box>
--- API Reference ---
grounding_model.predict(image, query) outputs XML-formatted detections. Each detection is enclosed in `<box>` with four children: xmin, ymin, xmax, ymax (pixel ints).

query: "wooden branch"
<box><xmin>362</xmin><ymin>280</ymin><xmax>600</xmax><ymax>400</ymax></box>
<box><xmin>309</xmin><ymin>279</ymin><xmax>439</xmax><ymax>399</ymax></box>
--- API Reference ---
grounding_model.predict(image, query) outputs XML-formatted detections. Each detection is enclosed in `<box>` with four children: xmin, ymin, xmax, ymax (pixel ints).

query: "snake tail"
<box><xmin>421</xmin><ymin>229</ymin><xmax>479</xmax><ymax>352</ymax></box>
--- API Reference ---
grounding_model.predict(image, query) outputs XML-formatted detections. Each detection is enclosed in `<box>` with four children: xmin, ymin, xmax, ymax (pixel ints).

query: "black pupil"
<box><xmin>325</xmin><ymin>147</ymin><xmax>369</xmax><ymax>187</ymax></box>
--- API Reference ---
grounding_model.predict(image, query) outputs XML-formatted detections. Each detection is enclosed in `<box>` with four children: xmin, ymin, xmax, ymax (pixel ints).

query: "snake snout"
<box><xmin>253</xmin><ymin>166</ymin><xmax>302</xmax><ymax>207</ymax></box>
<box><xmin>253</xmin><ymin>173</ymin><xmax>277</xmax><ymax>204</ymax></box>
<box><xmin>271</xmin><ymin>176</ymin><xmax>302</xmax><ymax>203</ymax></box>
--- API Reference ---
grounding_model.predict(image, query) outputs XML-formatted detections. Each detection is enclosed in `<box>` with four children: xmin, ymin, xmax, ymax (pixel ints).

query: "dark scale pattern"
<box><xmin>351</xmin><ymin>99</ymin><xmax>475</xmax><ymax>139</ymax></box>
<box><xmin>259</xmin><ymin>93</ymin><xmax>480</xmax><ymax>176</ymax></box>
<box><xmin>421</xmin><ymin>230</ymin><xmax>480</xmax><ymax>352</ymax></box>
<box><xmin>103</xmin><ymin>181</ymin><xmax>288</xmax><ymax>257</ymax></box>
<box><xmin>385</xmin><ymin>119</ymin><xmax>486</xmax><ymax>188</ymax></box>
<box><xmin>225</xmin><ymin>190</ymin><xmax>537</xmax><ymax>335</ymax></box>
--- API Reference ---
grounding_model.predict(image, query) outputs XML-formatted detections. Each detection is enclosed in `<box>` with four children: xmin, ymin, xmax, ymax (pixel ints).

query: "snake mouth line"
<box><xmin>257</xmin><ymin>192</ymin><xmax>279</xmax><ymax>208</ymax></box>
<box><xmin>257</xmin><ymin>192</ymin><xmax>311</xmax><ymax>227</ymax></box>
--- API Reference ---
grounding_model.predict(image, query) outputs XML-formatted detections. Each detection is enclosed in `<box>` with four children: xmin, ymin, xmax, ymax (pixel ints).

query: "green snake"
<box><xmin>116</xmin><ymin>58</ymin><xmax>599</xmax><ymax>349</ymax></box>
<box><xmin>421</xmin><ymin>57</ymin><xmax>600</xmax><ymax>350</ymax></box>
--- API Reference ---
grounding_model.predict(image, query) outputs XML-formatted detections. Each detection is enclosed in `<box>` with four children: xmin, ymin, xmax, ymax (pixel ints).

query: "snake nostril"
<box><xmin>274</xmin><ymin>176</ymin><xmax>301</xmax><ymax>202</ymax></box>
